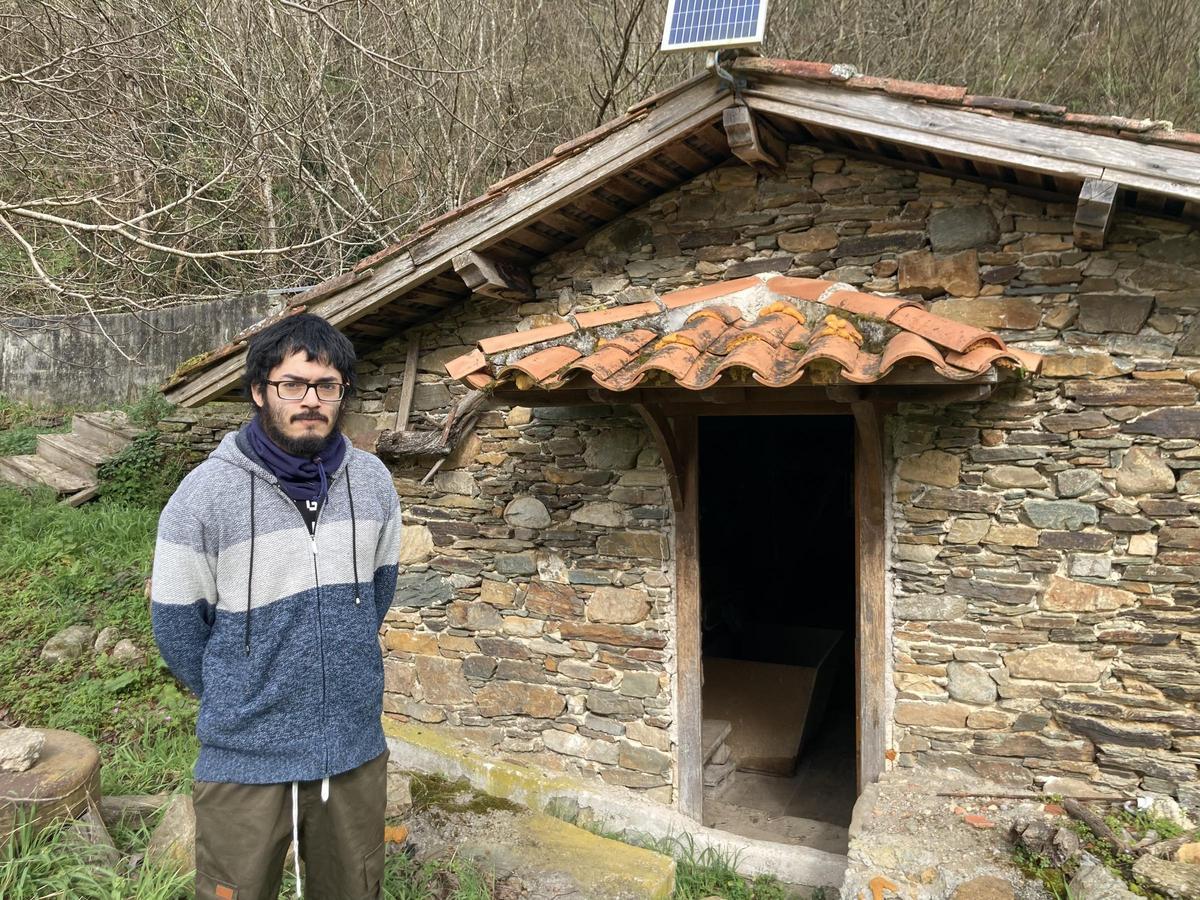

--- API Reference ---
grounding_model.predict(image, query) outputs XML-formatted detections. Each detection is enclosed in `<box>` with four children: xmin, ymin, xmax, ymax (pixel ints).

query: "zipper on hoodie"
<box><xmin>271</xmin><ymin>480</ymin><xmax>331</xmax><ymax>776</ymax></box>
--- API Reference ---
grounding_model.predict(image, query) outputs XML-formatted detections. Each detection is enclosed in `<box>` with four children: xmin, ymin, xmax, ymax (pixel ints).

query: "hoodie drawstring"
<box><xmin>291</xmin><ymin>781</ymin><xmax>303</xmax><ymax>896</ymax></box>
<box><xmin>346</xmin><ymin>467</ymin><xmax>361</xmax><ymax>606</ymax></box>
<box><xmin>245</xmin><ymin>474</ymin><xmax>255</xmax><ymax>656</ymax></box>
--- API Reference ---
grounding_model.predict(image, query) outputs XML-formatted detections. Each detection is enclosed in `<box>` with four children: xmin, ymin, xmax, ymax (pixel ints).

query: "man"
<box><xmin>151</xmin><ymin>313</ymin><xmax>402</xmax><ymax>900</ymax></box>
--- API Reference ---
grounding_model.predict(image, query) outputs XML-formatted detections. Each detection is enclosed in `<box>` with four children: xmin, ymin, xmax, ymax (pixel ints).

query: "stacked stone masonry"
<box><xmin>162</xmin><ymin>145</ymin><xmax>1200</xmax><ymax>809</ymax></box>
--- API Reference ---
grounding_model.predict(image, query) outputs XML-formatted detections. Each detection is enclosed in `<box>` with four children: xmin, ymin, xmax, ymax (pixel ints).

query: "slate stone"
<box><xmin>1056</xmin><ymin>468</ymin><xmax>1102</xmax><ymax>498</ymax></box>
<box><xmin>1139</xmin><ymin>233</ymin><xmax>1200</xmax><ymax>265</ymax></box>
<box><xmin>836</xmin><ymin>231</ymin><xmax>926</xmax><ymax>257</ymax></box>
<box><xmin>475</xmin><ymin>682</ymin><xmax>564</xmax><ymax>718</ymax></box>
<box><xmin>914</xmin><ymin>488</ymin><xmax>1000</xmax><ymax>513</ymax></box>
<box><xmin>585</xmin><ymin>689</ymin><xmax>643</xmax><ymax>717</ymax></box>
<box><xmin>1066</xmin><ymin>380</ymin><xmax>1197</xmax><ymax>407</ymax></box>
<box><xmin>1042</xmin><ymin>411</ymin><xmax>1110</xmax><ymax>434</ymax></box>
<box><xmin>462</xmin><ymin>655</ymin><xmax>498</xmax><ymax>680</ymax></box>
<box><xmin>583</xmin><ymin>428</ymin><xmax>643</xmax><ymax>470</ymax></box>
<box><xmin>585</xmin><ymin>218</ymin><xmax>652</xmax><ymax>257</ymax></box>
<box><xmin>894</xmin><ymin>594</ymin><xmax>967</xmax><ymax>621</ymax></box>
<box><xmin>393</xmin><ymin>571</ymin><xmax>454</xmax><ymax>608</ymax></box>
<box><xmin>901</xmin><ymin>250</ymin><xmax>983</xmax><ymax>299</ymax></box>
<box><xmin>944</xmin><ymin>577</ymin><xmax>1039</xmax><ymax>606</ymax></box>
<box><xmin>495</xmin><ymin>553</ymin><xmax>538</xmax><ymax>575</ymax></box>
<box><xmin>724</xmin><ymin>255</ymin><xmax>793</xmax><ymax>278</ymax></box>
<box><xmin>1076</xmin><ymin>295</ymin><xmax>1155</xmax><ymax>334</ymax></box>
<box><xmin>928</xmin><ymin>206</ymin><xmax>1000</xmax><ymax>251</ymax></box>
<box><xmin>1124</xmin><ymin>408</ymin><xmax>1200</xmax><ymax>438</ymax></box>
<box><xmin>1023</xmin><ymin>500</ymin><xmax>1098</xmax><ymax>529</ymax></box>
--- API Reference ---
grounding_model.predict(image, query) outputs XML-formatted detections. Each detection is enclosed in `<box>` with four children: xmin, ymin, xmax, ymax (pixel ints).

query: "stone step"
<box><xmin>72</xmin><ymin>411</ymin><xmax>139</xmax><ymax>451</ymax></box>
<box><xmin>37</xmin><ymin>432</ymin><xmax>108</xmax><ymax>481</ymax></box>
<box><xmin>702</xmin><ymin>719</ymin><xmax>732</xmax><ymax>765</ymax></box>
<box><xmin>0</xmin><ymin>454</ymin><xmax>93</xmax><ymax>494</ymax></box>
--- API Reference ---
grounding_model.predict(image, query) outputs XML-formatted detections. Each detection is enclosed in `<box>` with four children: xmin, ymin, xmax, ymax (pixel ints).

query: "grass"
<box><xmin>0</xmin><ymin>396</ymin><xmax>75</xmax><ymax>456</ymax></box>
<box><xmin>667</xmin><ymin>835</ymin><xmax>791</xmax><ymax>900</ymax></box>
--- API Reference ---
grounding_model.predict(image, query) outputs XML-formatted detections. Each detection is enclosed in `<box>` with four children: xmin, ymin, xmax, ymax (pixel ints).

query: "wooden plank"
<box><xmin>673</xmin><ymin>414</ymin><xmax>703</xmax><ymax>821</ymax></box>
<box><xmin>393</xmin><ymin>336</ymin><xmax>420</xmax><ymax>431</ymax></box>
<box><xmin>742</xmin><ymin>81</ymin><xmax>1200</xmax><ymax>203</ymax></box>
<box><xmin>851</xmin><ymin>400</ymin><xmax>887</xmax><ymax>791</ymax></box>
<box><xmin>166</xmin><ymin>80</ymin><xmax>733</xmax><ymax>406</ymax></box>
<box><xmin>453</xmin><ymin>250</ymin><xmax>535</xmax><ymax>301</ymax></box>
<box><xmin>569</xmin><ymin>191</ymin><xmax>625</xmax><ymax>221</ymax></box>
<box><xmin>659</xmin><ymin>139</ymin><xmax>713</xmax><ymax>173</ymax></box>
<box><xmin>722</xmin><ymin>106</ymin><xmax>784</xmax><ymax>169</ymax></box>
<box><xmin>1074</xmin><ymin>177</ymin><xmax>1119</xmax><ymax>250</ymax></box>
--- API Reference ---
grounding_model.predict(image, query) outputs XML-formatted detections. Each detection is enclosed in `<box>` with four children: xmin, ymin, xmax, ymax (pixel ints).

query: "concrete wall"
<box><xmin>1</xmin><ymin>293</ymin><xmax>276</xmax><ymax>407</ymax></box>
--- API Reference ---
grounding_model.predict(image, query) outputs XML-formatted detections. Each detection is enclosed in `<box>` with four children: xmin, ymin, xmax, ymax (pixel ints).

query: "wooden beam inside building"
<box><xmin>722</xmin><ymin>105</ymin><xmax>784</xmax><ymax>169</ymax></box>
<box><xmin>672</xmin><ymin>414</ymin><xmax>703</xmax><ymax>821</ymax></box>
<box><xmin>452</xmin><ymin>250</ymin><xmax>535</xmax><ymax>302</ymax></box>
<box><xmin>1073</xmin><ymin>177</ymin><xmax>1119</xmax><ymax>250</ymax></box>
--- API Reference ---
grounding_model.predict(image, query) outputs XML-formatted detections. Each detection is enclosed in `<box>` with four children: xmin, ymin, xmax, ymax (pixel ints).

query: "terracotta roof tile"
<box><xmin>661</xmin><ymin>276</ymin><xmax>762</xmax><ymax>309</ymax></box>
<box><xmin>443</xmin><ymin>273</ymin><xmax>1042</xmax><ymax>392</ymax></box>
<box><xmin>574</xmin><ymin>300</ymin><xmax>663</xmax><ymax>329</ymax></box>
<box><xmin>477</xmin><ymin>320</ymin><xmax>575</xmax><ymax>355</ymax></box>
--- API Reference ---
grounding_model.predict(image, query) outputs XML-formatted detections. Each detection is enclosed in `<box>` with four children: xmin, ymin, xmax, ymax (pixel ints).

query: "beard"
<box><xmin>257</xmin><ymin>392</ymin><xmax>343</xmax><ymax>458</ymax></box>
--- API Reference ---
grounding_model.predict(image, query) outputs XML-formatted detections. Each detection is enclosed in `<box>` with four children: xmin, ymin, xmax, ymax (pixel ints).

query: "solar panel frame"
<box><xmin>659</xmin><ymin>0</ymin><xmax>768</xmax><ymax>53</ymax></box>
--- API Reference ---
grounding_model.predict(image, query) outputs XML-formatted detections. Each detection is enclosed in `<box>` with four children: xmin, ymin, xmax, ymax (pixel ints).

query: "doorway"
<box><xmin>696</xmin><ymin>415</ymin><xmax>857</xmax><ymax>853</ymax></box>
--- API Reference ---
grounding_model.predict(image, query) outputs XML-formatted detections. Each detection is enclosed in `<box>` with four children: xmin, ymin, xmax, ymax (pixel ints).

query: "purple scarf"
<box><xmin>244</xmin><ymin>415</ymin><xmax>347</xmax><ymax>502</ymax></box>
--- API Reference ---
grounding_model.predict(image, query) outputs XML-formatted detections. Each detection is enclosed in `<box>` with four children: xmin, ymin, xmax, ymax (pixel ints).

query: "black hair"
<box><xmin>243</xmin><ymin>313</ymin><xmax>357</xmax><ymax>406</ymax></box>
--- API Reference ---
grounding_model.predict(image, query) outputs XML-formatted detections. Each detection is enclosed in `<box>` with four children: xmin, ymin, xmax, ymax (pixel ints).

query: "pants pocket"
<box><xmin>363</xmin><ymin>840</ymin><xmax>385</xmax><ymax>897</ymax></box>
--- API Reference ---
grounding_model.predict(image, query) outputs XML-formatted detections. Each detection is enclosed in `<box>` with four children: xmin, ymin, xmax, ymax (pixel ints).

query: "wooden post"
<box><xmin>452</xmin><ymin>250</ymin><xmax>535</xmax><ymax>302</ymax></box>
<box><xmin>673</xmin><ymin>415</ymin><xmax>703</xmax><ymax>820</ymax></box>
<box><xmin>1074</xmin><ymin>178</ymin><xmax>1119</xmax><ymax>250</ymax></box>
<box><xmin>851</xmin><ymin>400</ymin><xmax>887</xmax><ymax>791</ymax></box>
<box><xmin>392</xmin><ymin>336</ymin><xmax>420</xmax><ymax>432</ymax></box>
<box><xmin>722</xmin><ymin>106</ymin><xmax>784</xmax><ymax>169</ymax></box>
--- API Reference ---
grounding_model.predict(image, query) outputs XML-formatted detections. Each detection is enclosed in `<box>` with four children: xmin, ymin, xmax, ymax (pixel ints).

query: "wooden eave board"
<box><xmin>743</xmin><ymin>77</ymin><xmax>1200</xmax><ymax>204</ymax></box>
<box><xmin>167</xmin><ymin>79</ymin><xmax>736</xmax><ymax>407</ymax></box>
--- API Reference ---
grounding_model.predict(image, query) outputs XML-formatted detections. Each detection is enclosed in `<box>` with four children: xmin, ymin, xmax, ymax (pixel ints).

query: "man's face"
<box><xmin>250</xmin><ymin>349</ymin><xmax>346</xmax><ymax>457</ymax></box>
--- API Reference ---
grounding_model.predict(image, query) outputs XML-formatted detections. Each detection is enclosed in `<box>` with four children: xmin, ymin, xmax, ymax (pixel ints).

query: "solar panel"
<box><xmin>660</xmin><ymin>0</ymin><xmax>768</xmax><ymax>53</ymax></box>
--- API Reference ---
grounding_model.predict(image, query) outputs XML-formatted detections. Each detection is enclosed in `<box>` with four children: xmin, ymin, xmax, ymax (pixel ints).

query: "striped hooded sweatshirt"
<box><xmin>150</xmin><ymin>428</ymin><xmax>401</xmax><ymax>784</ymax></box>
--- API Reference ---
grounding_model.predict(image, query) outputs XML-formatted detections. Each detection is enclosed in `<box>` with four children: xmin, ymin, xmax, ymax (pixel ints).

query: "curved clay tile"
<box><xmin>887</xmin><ymin>306</ymin><xmax>1003</xmax><ymax>354</ymax></box>
<box><xmin>797</xmin><ymin>332</ymin><xmax>863</xmax><ymax>373</ymax></box>
<box><xmin>496</xmin><ymin>344</ymin><xmax>582</xmax><ymax>385</ymax></box>
<box><xmin>944</xmin><ymin>344</ymin><xmax>1037</xmax><ymax>375</ymax></box>
<box><xmin>662</xmin><ymin>312</ymin><xmax>732</xmax><ymax>351</ymax></box>
<box><xmin>765</xmin><ymin>276</ymin><xmax>831</xmax><ymax>302</ymax></box>
<box><xmin>877</xmin><ymin>332</ymin><xmax>947</xmax><ymax>376</ymax></box>
<box><xmin>749</xmin><ymin>342</ymin><xmax>809</xmax><ymax>387</ymax></box>
<box><xmin>687</xmin><ymin>303</ymin><xmax>744</xmax><ymax>326</ymax></box>
<box><xmin>570</xmin><ymin>328</ymin><xmax>658</xmax><ymax>378</ymax></box>
<box><xmin>823</xmin><ymin>289</ymin><xmax>917</xmax><ymax>322</ymax></box>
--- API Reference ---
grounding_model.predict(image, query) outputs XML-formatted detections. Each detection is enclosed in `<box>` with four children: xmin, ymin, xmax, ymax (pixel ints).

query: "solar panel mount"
<box><xmin>660</xmin><ymin>0</ymin><xmax>768</xmax><ymax>53</ymax></box>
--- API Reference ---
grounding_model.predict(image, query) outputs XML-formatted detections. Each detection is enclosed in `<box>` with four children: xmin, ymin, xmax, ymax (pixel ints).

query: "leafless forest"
<box><xmin>2</xmin><ymin>0</ymin><xmax>1197</xmax><ymax>322</ymax></box>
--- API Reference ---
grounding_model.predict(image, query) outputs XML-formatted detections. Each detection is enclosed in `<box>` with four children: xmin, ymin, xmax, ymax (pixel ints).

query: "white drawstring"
<box><xmin>291</xmin><ymin>781</ymin><xmax>303</xmax><ymax>897</ymax></box>
<box><xmin>321</xmin><ymin>776</ymin><xmax>329</xmax><ymax>803</ymax></box>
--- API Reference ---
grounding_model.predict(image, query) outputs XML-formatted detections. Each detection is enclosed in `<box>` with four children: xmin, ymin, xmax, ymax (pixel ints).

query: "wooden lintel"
<box><xmin>672</xmin><ymin>414</ymin><xmax>702</xmax><ymax>821</ymax></box>
<box><xmin>452</xmin><ymin>250</ymin><xmax>534</xmax><ymax>302</ymax></box>
<box><xmin>722</xmin><ymin>106</ymin><xmax>784</xmax><ymax>169</ymax></box>
<box><xmin>1074</xmin><ymin>177</ymin><xmax>1119</xmax><ymax>250</ymax></box>
<box><xmin>632</xmin><ymin>403</ymin><xmax>685</xmax><ymax>512</ymax></box>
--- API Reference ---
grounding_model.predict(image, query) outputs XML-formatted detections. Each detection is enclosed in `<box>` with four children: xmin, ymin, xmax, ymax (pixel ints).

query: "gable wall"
<box><xmin>162</xmin><ymin>144</ymin><xmax>1200</xmax><ymax>805</ymax></box>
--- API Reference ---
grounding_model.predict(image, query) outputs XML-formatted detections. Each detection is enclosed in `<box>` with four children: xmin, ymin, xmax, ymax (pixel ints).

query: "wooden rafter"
<box><xmin>1074</xmin><ymin>177</ymin><xmax>1119</xmax><ymax>250</ymax></box>
<box><xmin>452</xmin><ymin>250</ymin><xmax>534</xmax><ymax>302</ymax></box>
<box><xmin>722</xmin><ymin>105</ymin><xmax>785</xmax><ymax>169</ymax></box>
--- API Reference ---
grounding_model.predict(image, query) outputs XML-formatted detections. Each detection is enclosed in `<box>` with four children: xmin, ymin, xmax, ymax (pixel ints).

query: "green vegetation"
<box><xmin>0</xmin><ymin>396</ymin><xmax>74</xmax><ymax>456</ymax></box>
<box><xmin>669</xmin><ymin>836</ymin><xmax>789</xmax><ymax>900</ymax></box>
<box><xmin>96</xmin><ymin>433</ymin><xmax>187</xmax><ymax>508</ymax></box>
<box><xmin>409</xmin><ymin>773</ymin><xmax>521</xmax><ymax>819</ymax></box>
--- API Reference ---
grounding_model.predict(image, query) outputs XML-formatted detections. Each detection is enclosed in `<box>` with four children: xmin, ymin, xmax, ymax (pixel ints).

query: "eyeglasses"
<box><xmin>265</xmin><ymin>380</ymin><xmax>347</xmax><ymax>402</ymax></box>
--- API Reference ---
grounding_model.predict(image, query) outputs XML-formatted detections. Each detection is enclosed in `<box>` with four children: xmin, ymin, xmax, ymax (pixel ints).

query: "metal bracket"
<box><xmin>707</xmin><ymin>49</ymin><xmax>748</xmax><ymax>104</ymax></box>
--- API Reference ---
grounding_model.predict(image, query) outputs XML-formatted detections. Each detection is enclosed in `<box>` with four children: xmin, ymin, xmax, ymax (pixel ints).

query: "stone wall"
<box><xmin>163</xmin><ymin>145</ymin><xmax>1200</xmax><ymax>806</ymax></box>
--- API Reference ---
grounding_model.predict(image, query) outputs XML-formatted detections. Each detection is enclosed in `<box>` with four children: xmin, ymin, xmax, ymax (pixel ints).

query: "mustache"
<box><xmin>291</xmin><ymin>412</ymin><xmax>328</xmax><ymax>422</ymax></box>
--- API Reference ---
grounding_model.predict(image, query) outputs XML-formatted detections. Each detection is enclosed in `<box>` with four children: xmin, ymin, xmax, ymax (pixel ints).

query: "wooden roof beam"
<box><xmin>1074</xmin><ymin>177</ymin><xmax>1119</xmax><ymax>250</ymax></box>
<box><xmin>452</xmin><ymin>250</ymin><xmax>534</xmax><ymax>302</ymax></box>
<box><xmin>722</xmin><ymin>106</ymin><xmax>785</xmax><ymax>170</ymax></box>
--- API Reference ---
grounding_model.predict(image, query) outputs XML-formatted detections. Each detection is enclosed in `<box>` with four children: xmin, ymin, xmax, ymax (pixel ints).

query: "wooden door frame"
<box><xmin>659</xmin><ymin>402</ymin><xmax>889</xmax><ymax>821</ymax></box>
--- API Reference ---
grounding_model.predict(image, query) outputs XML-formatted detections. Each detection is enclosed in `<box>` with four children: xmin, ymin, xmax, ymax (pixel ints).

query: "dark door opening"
<box><xmin>696</xmin><ymin>414</ymin><xmax>857</xmax><ymax>852</ymax></box>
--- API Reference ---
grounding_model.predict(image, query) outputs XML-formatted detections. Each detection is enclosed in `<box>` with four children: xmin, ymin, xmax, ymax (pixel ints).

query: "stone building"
<box><xmin>162</xmin><ymin>58</ymin><xmax>1200</xmax><ymax>883</ymax></box>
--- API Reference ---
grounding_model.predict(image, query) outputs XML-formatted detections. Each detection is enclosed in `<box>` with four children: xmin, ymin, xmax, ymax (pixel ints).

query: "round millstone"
<box><xmin>0</xmin><ymin>729</ymin><xmax>100</xmax><ymax>843</ymax></box>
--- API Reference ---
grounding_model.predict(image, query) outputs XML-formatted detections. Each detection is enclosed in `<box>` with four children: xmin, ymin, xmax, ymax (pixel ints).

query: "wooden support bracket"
<box><xmin>632</xmin><ymin>403</ymin><xmax>686</xmax><ymax>512</ymax></box>
<box><xmin>722</xmin><ymin>106</ymin><xmax>785</xmax><ymax>170</ymax></box>
<box><xmin>1074</xmin><ymin>178</ymin><xmax>1119</xmax><ymax>250</ymax></box>
<box><xmin>452</xmin><ymin>250</ymin><xmax>534</xmax><ymax>302</ymax></box>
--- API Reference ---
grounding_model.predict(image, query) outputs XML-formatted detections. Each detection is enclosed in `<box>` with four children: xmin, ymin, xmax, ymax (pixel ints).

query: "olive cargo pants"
<box><xmin>192</xmin><ymin>750</ymin><xmax>388</xmax><ymax>900</ymax></box>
